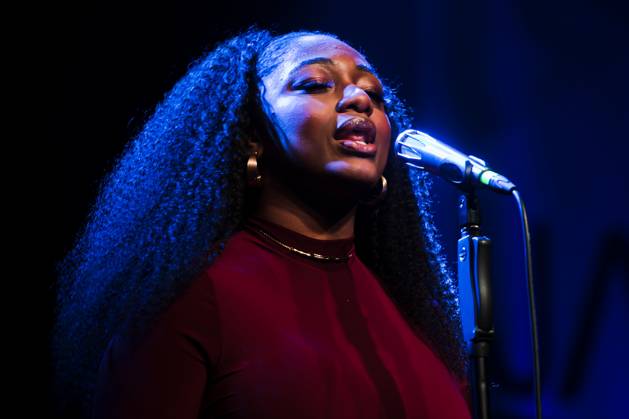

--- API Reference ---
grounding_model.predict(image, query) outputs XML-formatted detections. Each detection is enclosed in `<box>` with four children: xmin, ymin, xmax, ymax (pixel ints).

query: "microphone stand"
<box><xmin>457</xmin><ymin>190</ymin><xmax>494</xmax><ymax>419</ymax></box>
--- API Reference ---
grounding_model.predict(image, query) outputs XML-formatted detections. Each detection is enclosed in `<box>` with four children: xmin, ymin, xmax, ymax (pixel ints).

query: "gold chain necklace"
<box><xmin>250</xmin><ymin>226</ymin><xmax>353</xmax><ymax>262</ymax></box>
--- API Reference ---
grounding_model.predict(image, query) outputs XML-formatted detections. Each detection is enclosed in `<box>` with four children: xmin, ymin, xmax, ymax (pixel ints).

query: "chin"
<box><xmin>326</xmin><ymin>161</ymin><xmax>382</xmax><ymax>186</ymax></box>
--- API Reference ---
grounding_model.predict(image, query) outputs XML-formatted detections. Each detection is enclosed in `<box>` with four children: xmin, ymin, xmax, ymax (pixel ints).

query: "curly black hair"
<box><xmin>52</xmin><ymin>26</ymin><xmax>466</xmax><ymax>417</ymax></box>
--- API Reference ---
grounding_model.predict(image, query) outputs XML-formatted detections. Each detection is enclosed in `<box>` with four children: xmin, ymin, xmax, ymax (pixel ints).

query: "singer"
<box><xmin>53</xmin><ymin>28</ymin><xmax>470</xmax><ymax>418</ymax></box>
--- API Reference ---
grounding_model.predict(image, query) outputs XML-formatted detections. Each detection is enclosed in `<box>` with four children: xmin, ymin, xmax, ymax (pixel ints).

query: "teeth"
<box><xmin>355</xmin><ymin>141</ymin><xmax>367</xmax><ymax>145</ymax></box>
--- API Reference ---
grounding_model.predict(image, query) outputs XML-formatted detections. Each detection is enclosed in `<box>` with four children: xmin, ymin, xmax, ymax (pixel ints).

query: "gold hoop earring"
<box><xmin>359</xmin><ymin>175</ymin><xmax>387</xmax><ymax>206</ymax></box>
<box><xmin>247</xmin><ymin>151</ymin><xmax>263</xmax><ymax>187</ymax></box>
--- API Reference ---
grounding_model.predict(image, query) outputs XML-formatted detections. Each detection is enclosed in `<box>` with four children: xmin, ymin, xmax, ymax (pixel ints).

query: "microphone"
<box><xmin>394</xmin><ymin>129</ymin><xmax>516</xmax><ymax>194</ymax></box>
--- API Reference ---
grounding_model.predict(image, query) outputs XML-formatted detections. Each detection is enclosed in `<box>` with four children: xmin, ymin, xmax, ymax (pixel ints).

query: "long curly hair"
<box><xmin>52</xmin><ymin>26</ymin><xmax>466</xmax><ymax>417</ymax></box>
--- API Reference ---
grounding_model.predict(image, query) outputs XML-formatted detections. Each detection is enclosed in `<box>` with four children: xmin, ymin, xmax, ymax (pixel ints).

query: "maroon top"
<box><xmin>93</xmin><ymin>216</ymin><xmax>471</xmax><ymax>418</ymax></box>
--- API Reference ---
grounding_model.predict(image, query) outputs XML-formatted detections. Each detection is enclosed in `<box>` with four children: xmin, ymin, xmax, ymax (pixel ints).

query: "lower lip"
<box><xmin>336</xmin><ymin>138</ymin><xmax>377</xmax><ymax>157</ymax></box>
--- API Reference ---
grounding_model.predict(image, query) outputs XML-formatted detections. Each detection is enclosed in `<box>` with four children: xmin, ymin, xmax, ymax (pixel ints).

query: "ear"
<box><xmin>245</xmin><ymin>138</ymin><xmax>264</xmax><ymax>157</ymax></box>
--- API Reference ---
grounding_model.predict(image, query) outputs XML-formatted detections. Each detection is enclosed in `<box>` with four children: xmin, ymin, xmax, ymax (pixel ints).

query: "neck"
<box><xmin>250</xmin><ymin>172</ymin><xmax>358</xmax><ymax>241</ymax></box>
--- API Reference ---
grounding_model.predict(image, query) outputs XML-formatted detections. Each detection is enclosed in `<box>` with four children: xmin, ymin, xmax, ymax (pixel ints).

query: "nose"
<box><xmin>335</xmin><ymin>84</ymin><xmax>373</xmax><ymax>116</ymax></box>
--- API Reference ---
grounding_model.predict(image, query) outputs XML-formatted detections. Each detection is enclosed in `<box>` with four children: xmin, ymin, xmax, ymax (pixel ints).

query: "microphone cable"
<box><xmin>512</xmin><ymin>189</ymin><xmax>542</xmax><ymax>419</ymax></box>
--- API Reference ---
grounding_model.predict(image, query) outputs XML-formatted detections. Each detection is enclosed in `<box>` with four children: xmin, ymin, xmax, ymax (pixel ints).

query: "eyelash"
<box><xmin>299</xmin><ymin>81</ymin><xmax>385</xmax><ymax>104</ymax></box>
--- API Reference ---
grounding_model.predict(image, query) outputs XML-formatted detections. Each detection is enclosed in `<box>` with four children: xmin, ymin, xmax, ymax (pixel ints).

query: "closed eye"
<box><xmin>365</xmin><ymin>89</ymin><xmax>384</xmax><ymax>104</ymax></box>
<box><xmin>297</xmin><ymin>81</ymin><xmax>384</xmax><ymax>105</ymax></box>
<box><xmin>297</xmin><ymin>81</ymin><xmax>333</xmax><ymax>92</ymax></box>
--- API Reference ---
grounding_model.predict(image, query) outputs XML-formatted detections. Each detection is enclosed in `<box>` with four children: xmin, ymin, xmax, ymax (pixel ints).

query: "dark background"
<box><xmin>36</xmin><ymin>0</ymin><xmax>628</xmax><ymax>417</ymax></box>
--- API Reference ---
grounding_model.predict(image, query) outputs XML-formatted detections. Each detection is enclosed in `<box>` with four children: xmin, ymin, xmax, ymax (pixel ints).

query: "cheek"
<box><xmin>381</xmin><ymin>113</ymin><xmax>392</xmax><ymax>141</ymax></box>
<box><xmin>272</xmin><ymin>97</ymin><xmax>332</xmax><ymax>153</ymax></box>
<box><xmin>377</xmin><ymin>114</ymin><xmax>392</xmax><ymax>168</ymax></box>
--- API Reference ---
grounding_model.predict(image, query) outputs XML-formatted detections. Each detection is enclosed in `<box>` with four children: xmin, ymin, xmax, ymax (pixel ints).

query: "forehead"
<box><xmin>286</xmin><ymin>35</ymin><xmax>366</xmax><ymax>64</ymax></box>
<box><xmin>265</xmin><ymin>35</ymin><xmax>372</xmax><ymax>83</ymax></box>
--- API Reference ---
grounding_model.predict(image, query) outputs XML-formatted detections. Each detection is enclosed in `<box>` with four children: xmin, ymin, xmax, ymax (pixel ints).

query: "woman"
<box><xmin>53</xmin><ymin>27</ymin><xmax>470</xmax><ymax>418</ymax></box>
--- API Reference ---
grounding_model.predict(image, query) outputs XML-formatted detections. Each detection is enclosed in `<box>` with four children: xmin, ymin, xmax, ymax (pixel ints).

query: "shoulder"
<box><xmin>94</xmin><ymin>229</ymin><xmax>268</xmax><ymax>387</ymax></box>
<box><xmin>204</xmin><ymin>228</ymin><xmax>289</xmax><ymax>281</ymax></box>
<box><xmin>163</xmin><ymin>229</ymin><xmax>267</xmax><ymax>307</ymax></box>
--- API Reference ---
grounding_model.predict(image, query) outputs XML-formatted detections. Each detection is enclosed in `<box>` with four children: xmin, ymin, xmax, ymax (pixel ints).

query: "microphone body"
<box><xmin>394</xmin><ymin>129</ymin><xmax>516</xmax><ymax>194</ymax></box>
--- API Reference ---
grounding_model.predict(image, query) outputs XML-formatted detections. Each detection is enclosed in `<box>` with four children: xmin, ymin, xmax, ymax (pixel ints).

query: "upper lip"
<box><xmin>334</xmin><ymin>118</ymin><xmax>377</xmax><ymax>144</ymax></box>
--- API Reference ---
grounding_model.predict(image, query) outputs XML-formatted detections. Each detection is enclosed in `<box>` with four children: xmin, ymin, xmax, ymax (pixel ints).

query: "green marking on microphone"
<box><xmin>480</xmin><ymin>170</ymin><xmax>495</xmax><ymax>186</ymax></box>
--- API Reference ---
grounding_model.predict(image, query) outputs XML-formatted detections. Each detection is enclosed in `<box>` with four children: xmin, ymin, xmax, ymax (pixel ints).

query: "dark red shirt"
<box><xmin>93</xmin><ymin>216</ymin><xmax>471</xmax><ymax>418</ymax></box>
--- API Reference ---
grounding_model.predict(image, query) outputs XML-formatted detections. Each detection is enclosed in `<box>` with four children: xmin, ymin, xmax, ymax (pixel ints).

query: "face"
<box><xmin>257</xmin><ymin>35</ymin><xmax>391</xmax><ymax>196</ymax></box>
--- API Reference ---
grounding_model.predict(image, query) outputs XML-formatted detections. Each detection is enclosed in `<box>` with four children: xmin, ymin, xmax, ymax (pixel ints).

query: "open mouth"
<box><xmin>334</xmin><ymin>118</ymin><xmax>377</xmax><ymax>156</ymax></box>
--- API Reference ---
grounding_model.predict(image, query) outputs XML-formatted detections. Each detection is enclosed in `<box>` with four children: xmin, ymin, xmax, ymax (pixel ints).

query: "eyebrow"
<box><xmin>288</xmin><ymin>57</ymin><xmax>379</xmax><ymax>80</ymax></box>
